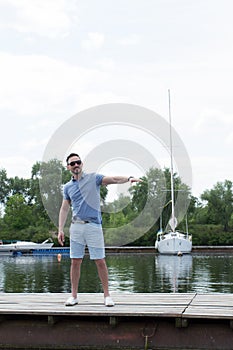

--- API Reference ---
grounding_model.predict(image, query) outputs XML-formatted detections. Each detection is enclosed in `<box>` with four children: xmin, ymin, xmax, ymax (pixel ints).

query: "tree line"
<box><xmin>0</xmin><ymin>159</ymin><xmax>232</xmax><ymax>246</ymax></box>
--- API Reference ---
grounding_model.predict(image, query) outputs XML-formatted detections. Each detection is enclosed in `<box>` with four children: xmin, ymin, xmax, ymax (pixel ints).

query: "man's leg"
<box><xmin>70</xmin><ymin>258</ymin><xmax>82</xmax><ymax>298</ymax></box>
<box><xmin>95</xmin><ymin>258</ymin><xmax>110</xmax><ymax>297</ymax></box>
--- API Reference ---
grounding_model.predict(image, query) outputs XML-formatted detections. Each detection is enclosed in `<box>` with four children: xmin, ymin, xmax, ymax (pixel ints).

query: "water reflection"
<box><xmin>107</xmin><ymin>254</ymin><xmax>156</xmax><ymax>293</ymax></box>
<box><xmin>155</xmin><ymin>255</ymin><xmax>193</xmax><ymax>293</ymax></box>
<box><xmin>191</xmin><ymin>254</ymin><xmax>233</xmax><ymax>293</ymax></box>
<box><xmin>1</xmin><ymin>253</ymin><xmax>233</xmax><ymax>293</ymax></box>
<box><xmin>1</xmin><ymin>255</ymin><xmax>71</xmax><ymax>293</ymax></box>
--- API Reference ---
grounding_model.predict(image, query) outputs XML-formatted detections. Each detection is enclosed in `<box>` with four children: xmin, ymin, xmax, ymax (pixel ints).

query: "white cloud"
<box><xmin>25</xmin><ymin>119</ymin><xmax>54</xmax><ymax>131</ymax></box>
<box><xmin>20</xmin><ymin>137</ymin><xmax>49</xmax><ymax>151</ymax></box>
<box><xmin>117</xmin><ymin>34</ymin><xmax>141</xmax><ymax>46</ymax></box>
<box><xmin>0</xmin><ymin>0</ymin><xmax>232</xmax><ymax>193</ymax></box>
<box><xmin>226</xmin><ymin>131</ymin><xmax>233</xmax><ymax>146</ymax></box>
<box><xmin>0</xmin><ymin>155</ymin><xmax>32</xmax><ymax>178</ymax></box>
<box><xmin>96</xmin><ymin>58</ymin><xmax>116</xmax><ymax>71</ymax></box>
<box><xmin>81</xmin><ymin>32</ymin><xmax>105</xmax><ymax>50</ymax></box>
<box><xmin>191</xmin><ymin>155</ymin><xmax>233</xmax><ymax>197</ymax></box>
<box><xmin>194</xmin><ymin>109</ymin><xmax>233</xmax><ymax>131</ymax></box>
<box><xmin>192</xmin><ymin>109</ymin><xmax>233</xmax><ymax>149</ymax></box>
<box><xmin>0</xmin><ymin>0</ymin><xmax>78</xmax><ymax>38</ymax></box>
<box><xmin>0</xmin><ymin>52</ymin><xmax>108</xmax><ymax>116</ymax></box>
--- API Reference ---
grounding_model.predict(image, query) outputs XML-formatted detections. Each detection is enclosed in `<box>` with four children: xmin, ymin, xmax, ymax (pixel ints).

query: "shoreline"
<box><xmin>4</xmin><ymin>245</ymin><xmax>233</xmax><ymax>257</ymax></box>
<box><xmin>58</xmin><ymin>245</ymin><xmax>233</xmax><ymax>253</ymax></box>
<box><xmin>105</xmin><ymin>245</ymin><xmax>233</xmax><ymax>253</ymax></box>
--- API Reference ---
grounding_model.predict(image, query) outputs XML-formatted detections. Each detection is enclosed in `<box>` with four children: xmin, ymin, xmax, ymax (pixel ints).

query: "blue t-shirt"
<box><xmin>63</xmin><ymin>172</ymin><xmax>104</xmax><ymax>224</ymax></box>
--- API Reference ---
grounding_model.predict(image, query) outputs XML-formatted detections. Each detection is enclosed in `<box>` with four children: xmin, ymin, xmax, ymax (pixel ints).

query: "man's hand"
<box><xmin>58</xmin><ymin>231</ymin><xmax>65</xmax><ymax>246</ymax></box>
<box><xmin>128</xmin><ymin>176</ymin><xmax>143</xmax><ymax>183</ymax></box>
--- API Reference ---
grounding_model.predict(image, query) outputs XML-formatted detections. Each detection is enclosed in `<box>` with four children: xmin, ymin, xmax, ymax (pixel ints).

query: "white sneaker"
<box><xmin>65</xmin><ymin>296</ymin><xmax>79</xmax><ymax>306</ymax></box>
<box><xmin>104</xmin><ymin>296</ymin><xmax>115</xmax><ymax>307</ymax></box>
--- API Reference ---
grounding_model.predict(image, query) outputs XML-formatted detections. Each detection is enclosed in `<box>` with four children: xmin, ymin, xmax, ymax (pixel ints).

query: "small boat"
<box><xmin>0</xmin><ymin>239</ymin><xmax>54</xmax><ymax>253</ymax></box>
<box><xmin>155</xmin><ymin>91</ymin><xmax>192</xmax><ymax>255</ymax></box>
<box><xmin>155</xmin><ymin>229</ymin><xmax>192</xmax><ymax>255</ymax></box>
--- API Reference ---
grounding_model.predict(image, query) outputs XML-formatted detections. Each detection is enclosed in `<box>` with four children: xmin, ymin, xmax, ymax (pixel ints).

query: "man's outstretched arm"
<box><xmin>102</xmin><ymin>176</ymin><xmax>141</xmax><ymax>185</ymax></box>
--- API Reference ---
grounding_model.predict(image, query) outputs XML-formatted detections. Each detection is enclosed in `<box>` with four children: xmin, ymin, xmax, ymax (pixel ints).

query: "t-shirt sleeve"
<box><xmin>96</xmin><ymin>174</ymin><xmax>104</xmax><ymax>186</ymax></box>
<box><xmin>63</xmin><ymin>184</ymin><xmax>70</xmax><ymax>200</ymax></box>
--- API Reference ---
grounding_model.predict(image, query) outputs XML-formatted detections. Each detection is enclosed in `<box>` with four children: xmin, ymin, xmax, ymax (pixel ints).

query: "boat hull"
<box><xmin>0</xmin><ymin>241</ymin><xmax>54</xmax><ymax>252</ymax></box>
<box><xmin>155</xmin><ymin>232</ymin><xmax>192</xmax><ymax>255</ymax></box>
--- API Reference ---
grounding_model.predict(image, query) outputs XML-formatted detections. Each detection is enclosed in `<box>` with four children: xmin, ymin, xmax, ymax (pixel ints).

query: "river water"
<box><xmin>0</xmin><ymin>252</ymin><xmax>233</xmax><ymax>294</ymax></box>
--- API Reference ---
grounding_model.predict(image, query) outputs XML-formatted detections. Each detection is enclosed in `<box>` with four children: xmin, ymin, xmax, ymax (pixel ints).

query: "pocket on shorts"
<box><xmin>85</xmin><ymin>223</ymin><xmax>104</xmax><ymax>249</ymax></box>
<box><xmin>70</xmin><ymin>223</ymin><xmax>85</xmax><ymax>244</ymax></box>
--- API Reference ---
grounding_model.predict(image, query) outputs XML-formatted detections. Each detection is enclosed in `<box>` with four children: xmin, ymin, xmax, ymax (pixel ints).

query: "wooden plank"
<box><xmin>184</xmin><ymin>293</ymin><xmax>233</xmax><ymax>319</ymax></box>
<box><xmin>3</xmin><ymin>293</ymin><xmax>233</xmax><ymax>320</ymax></box>
<box><xmin>0</xmin><ymin>293</ymin><xmax>195</xmax><ymax>318</ymax></box>
<box><xmin>184</xmin><ymin>306</ymin><xmax>233</xmax><ymax>319</ymax></box>
<box><xmin>191</xmin><ymin>293</ymin><xmax>233</xmax><ymax>306</ymax></box>
<box><xmin>0</xmin><ymin>292</ymin><xmax>196</xmax><ymax>305</ymax></box>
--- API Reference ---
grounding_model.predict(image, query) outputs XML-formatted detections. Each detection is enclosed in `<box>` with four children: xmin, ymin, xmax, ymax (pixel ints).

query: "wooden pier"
<box><xmin>0</xmin><ymin>293</ymin><xmax>233</xmax><ymax>349</ymax></box>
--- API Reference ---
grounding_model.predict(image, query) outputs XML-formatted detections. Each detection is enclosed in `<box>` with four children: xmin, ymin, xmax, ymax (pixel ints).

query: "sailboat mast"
<box><xmin>168</xmin><ymin>89</ymin><xmax>175</xmax><ymax>232</ymax></box>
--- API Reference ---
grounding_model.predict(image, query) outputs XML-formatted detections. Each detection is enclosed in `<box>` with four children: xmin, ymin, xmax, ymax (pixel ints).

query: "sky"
<box><xmin>0</xmin><ymin>0</ymin><xmax>233</xmax><ymax>201</ymax></box>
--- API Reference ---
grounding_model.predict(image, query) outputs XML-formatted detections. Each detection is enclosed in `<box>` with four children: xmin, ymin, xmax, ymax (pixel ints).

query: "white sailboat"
<box><xmin>0</xmin><ymin>239</ymin><xmax>54</xmax><ymax>253</ymax></box>
<box><xmin>155</xmin><ymin>91</ymin><xmax>192</xmax><ymax>255</ymax></box>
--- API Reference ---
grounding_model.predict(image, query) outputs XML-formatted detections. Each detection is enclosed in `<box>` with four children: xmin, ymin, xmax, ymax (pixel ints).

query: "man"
<box><xmin>58</xmin><ymin>152</ymin><xmax>141</xmax><ymax>307</ymax></box>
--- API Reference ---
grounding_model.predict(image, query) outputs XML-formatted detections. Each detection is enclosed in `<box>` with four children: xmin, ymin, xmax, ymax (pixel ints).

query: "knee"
<box><xmin>95</xmin><ymin>258</ymin><xmax>106</xmax><ymax>269</ymax></box>
<box><xmin>71</xmin><ymin>258</ymin><xmax>82</xmax><ymax>267</ymax></box>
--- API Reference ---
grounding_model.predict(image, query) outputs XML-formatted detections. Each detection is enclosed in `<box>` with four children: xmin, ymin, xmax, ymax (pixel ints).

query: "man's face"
<box><xmin>67</xmin><ymin>156</ymin><xmax>83</xmax><ymax>175</ymax></box>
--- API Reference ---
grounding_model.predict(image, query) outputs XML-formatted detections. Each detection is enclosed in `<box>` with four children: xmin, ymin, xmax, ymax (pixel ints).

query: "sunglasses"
<box><xmin>68</xmin><ymin>160</ymin><xmax>82</xmax><ymax>166</ymax></box>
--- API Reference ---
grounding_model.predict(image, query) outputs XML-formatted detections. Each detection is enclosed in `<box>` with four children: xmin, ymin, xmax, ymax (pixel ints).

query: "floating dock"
<box><xmin>11</xmin><ymin>245</ymin><xmax>233</xmax><ymax>256</ymax></box>
<box><xmin>0</xmin><ymin>292</ymin><xmax>233</xmax><ymax>349</ymax></box>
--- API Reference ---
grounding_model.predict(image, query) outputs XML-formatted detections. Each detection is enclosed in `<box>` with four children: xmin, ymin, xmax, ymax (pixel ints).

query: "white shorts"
<box><xmin>69</xmin><ymin>222</ymin><xmax>105</xmax><ymax>260</ymax></box>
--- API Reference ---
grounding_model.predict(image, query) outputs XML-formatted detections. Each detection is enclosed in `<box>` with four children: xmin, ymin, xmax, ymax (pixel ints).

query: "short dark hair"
<box><xmin>66</xmin><ymin>153</ymin><xmax>80</xmax><ymax>164</ymax></box>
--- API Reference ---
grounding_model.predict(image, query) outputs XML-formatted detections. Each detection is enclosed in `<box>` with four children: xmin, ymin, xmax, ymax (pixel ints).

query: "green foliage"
<box><xmin>190</xmin><ymin>224</ymin><xmax>233</xmax><ymax>246</ymax></box>
<box><xmin>102</xmin><ymin>194</ymin><xmax>133</xmax><ymax>228</ymax></box>
<box><xmin>0</xmin><ymin>168</ymin><xmax>10</xmax><ymax>204</ymax></box>
<box><xmin>100</xmin><ymin>185</ymin><xmax>108</xmax><ymax>202</ymax></box>
<box><xmin>4</xmin><ymin>194</ymin><xmax>33</xmax><ymax>231</ymax></box>
<box><xmin>38</xmin><ymin>159</ymin><xmax>64</xmax><ymax>226</ymax></box>
<box><xmin>201</xmin><ymin>180</ymin><xmax>233</xmax><ymax>231</ymax></box>
<box><xmin>0</xmin><ymin>160</ymin><xmax>232</xmax><ymax>246</ymax></box>
<box><xmin>102</xmin><ymin>167</ymin><xmax>192</xmax><ymax>246</ymax></box>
